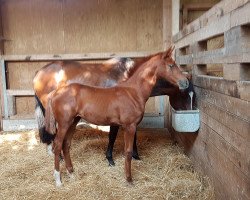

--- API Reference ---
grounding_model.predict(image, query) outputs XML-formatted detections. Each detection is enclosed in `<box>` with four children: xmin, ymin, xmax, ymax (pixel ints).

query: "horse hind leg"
<box><xmin>106</xmin><ymin>125</ymin><xmax>119</xmax><ymax>166</ymax></box>
<box><xmin>124</xmin><ymin>124</ymin><xmax>136</xmax><ymax>183</ymax></box>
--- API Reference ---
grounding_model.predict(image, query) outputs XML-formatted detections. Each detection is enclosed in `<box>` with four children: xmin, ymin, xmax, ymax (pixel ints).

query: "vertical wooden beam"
<box><xmin>163</xmin><ymin>0</ymin><xmax>172</xmax><ymax>50</ymax></box>
<box><xmin>1</xmin><ymin>59</ymin><xmax>8</xmax><ymax>119</ymax></box>
<box><xmin>171</xmin><ymin>0</ymin><xmax>180</xmax><ymax>36</ymax></box>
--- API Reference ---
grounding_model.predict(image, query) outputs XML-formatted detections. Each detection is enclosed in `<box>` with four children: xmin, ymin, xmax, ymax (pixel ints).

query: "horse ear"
<box><xmin>168</xmin><ymin>46</ymin><xmax>175</xmax><ymax>56</ymax></box>
<box><xmin>162</xmin><ymin>46</ymin><xmax>175</xmax><ymax>60</ymax></box>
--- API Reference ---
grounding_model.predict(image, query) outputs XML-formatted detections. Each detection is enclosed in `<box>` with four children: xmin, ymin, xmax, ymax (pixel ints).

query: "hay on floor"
<box><xmin>0</xmin><ymin>128</ymin><xmax>214</xmax><ymax>200</ymax></box>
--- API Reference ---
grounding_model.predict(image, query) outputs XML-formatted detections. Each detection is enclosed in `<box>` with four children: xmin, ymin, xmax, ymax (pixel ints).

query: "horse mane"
<box><xmin>103</xmin><ymin>57</ymin><xmax>136</xmax><ymax>80</ymax></box>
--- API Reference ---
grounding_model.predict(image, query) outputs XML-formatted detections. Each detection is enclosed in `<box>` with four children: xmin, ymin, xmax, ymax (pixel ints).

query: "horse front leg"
<box><xmin>132</xmin><ymin>130</ymin><xmax>140</xmax><ymax>160</ymax></box>
<box><xmin>124</xmin><ymin>124</ymin><xmax>136</xmax><ymax>183</ymax></box>
<box><xmin>106</xmin><ymin>125</ymin><xmax>119</xmax><ymax>166</ymax></box>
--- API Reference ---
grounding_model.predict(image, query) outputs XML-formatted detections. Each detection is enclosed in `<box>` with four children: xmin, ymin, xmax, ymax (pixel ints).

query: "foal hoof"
<box><xmin>55</xmin><ymin>181</ymin><xmax>63</xmax><ymax>187</ymax></box>
<box><xmin>126</xmin><ymin>177</ymin><xmax>133</xmax><ymax>183</ymax></box>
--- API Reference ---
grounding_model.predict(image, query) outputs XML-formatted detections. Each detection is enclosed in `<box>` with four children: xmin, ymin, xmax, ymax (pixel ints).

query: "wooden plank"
<box><xmin>237</xmin><ymin>81</ymin><xmax>250</xmax><ymax>101</ymax></box>
<box><xmin>1</xmin><ymin>0</ymin><xmax>65</xmax><ymax>55</ymax></box>
<box><xmin>173</xmin><ymin>0</ymin><xmax>249</xmax><ymax>43</ymax></box>
<box><xmin>175</xmin><ymin>54</ymin><xmax>193</xmax><ymax>65</ymax></box>
<box><xmin>176</xmin><ymin>48</ymin><xmax>250</xmax><ymax>65</ymax></box>
<box><xmin>175</xmin><ymin>13</ymin><xmax>230</xmax><ymax>49</ymax></box>
<box><xmin>193</xmin><ymin>48</ymin><xmax>225</xmax><ymax>64</ymax></box>
<box><xmin>200</xmin><ymin>112</ymin><xmax>250</xmax><ymax>178</ymax></box>
<box><xmin>230</xmin><ymin>1</ymin><xmax>250</xmax><ymax>27</ymax></box>
<box><xmin>193</xmin><ymin>75</ymin><xmax>250</xmax><ymax>101</ymax></box>
<box><xmin>7</xmin><ymin>90</ymin><xmax>34</xmax><ymax>96</ymax></box>
<box><xmin>163</xmin><ymin>0</ymin><xmax>172</xmax><ymax>50</ymax></box>
<box><xmin>1</xmin><ymin>51</ymin><xmax>154</xmax><ymax>61</ymax></box>
<box><xmin>223</xmin><ymin>63</ymin><xmax>250</xmax><ymax>81</ymax></box>
<box><xmin>7</xmin><ymin>95</ymin><xmax>16</xmax><ymax>116</ymax></box>
<box><xmin>174</xmin><ymin>130</ymin><xmax>247</xmax><ymax>200</ymax></box>
<box><xmin>184</xmin><ymin>2</ymin><xmax>215</xmax><ymax>11</ymax></box>
<box><xmin>195</xmin><ymin>87</ymin><xmax>250</xmax><ymax>121</ymax></box>
<box><xmin>171</xmin><ymin>0</ymin><xmax>179</xmax><ymax>36</ymax></box>
<box><xmin>0</xmin><ymin>59</ymin><xmax>8</xmax><ymax>118</ymax></box>
<box><xmin>196</xmin><ymin>100</ymin><xmax>250</xmax><ymax>141</ymax></box>
<box><xmin>178</xmin><ymin>126</ymin><xmax>250</xmax><ymax>200</ymax></box>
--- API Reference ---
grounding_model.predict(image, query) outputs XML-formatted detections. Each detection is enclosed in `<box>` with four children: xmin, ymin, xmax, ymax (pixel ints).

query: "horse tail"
<box><xmin>35</xmin><ymin>94</ymin><xmax>55</xmax><ymax>144</ymax></box>
<box><xmin>45</xmin><ymin>95</ymin><xmax>57</xmax><ymax>135</ymax></box>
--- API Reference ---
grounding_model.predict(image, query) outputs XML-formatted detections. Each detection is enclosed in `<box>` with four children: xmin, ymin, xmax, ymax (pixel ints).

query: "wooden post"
<box><xmin>0</xmin><ymin>59</ymin><xmax>8</xmax><ymax>119</ymax></box>
<box><xmin>163</xmin><ymin>0</ymin><xmax>172</xmax><ymax>50</ymax></box>
<box><xmin>171</xmin><ymin>0</ymin><xmax>180</xmax><ymax>37</ymax></box>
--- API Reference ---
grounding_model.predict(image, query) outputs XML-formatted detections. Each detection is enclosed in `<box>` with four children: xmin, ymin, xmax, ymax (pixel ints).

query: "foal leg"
<box><xmin>106</xmin><ymin>125</ymin><xmax>119</xmax><ymax>166</ymax></box>
<box><xmin>62</xmin><ymin>117</ymin><xmax>80</xmax><ymax>178</ymax></box>
<box><xmin>124</xmin><ymin>124</ymin><xmax>136</xmax><ymax>183</ymax></box>
<box><xmin>53</xmin><ymin>124</ymin><xmax>70</xmax><ymax>187</ymax></box>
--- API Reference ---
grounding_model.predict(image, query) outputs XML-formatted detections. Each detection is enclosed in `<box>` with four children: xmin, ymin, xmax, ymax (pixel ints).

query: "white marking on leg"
<box><xmin>47</xmin><ymin>144</ymin><xmax>53</xmax><ymax>156</ymax></box>
<box><xmin>54</xmin><ymin>170</ymin><xmax>62</xmax><ymax>187</ymax></box>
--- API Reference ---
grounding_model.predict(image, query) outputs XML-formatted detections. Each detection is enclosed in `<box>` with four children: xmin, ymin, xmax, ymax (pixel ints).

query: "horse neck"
<box><xmin>123</xmin><ymin>60</ymin><xmax>159</xmax><ymax>101</ymax></box>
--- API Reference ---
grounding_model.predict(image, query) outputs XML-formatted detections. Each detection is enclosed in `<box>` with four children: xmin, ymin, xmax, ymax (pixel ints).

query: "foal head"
<box><xmin>156</xmin><ymin>47</ymin><xmax>189</xmax><ymax>91</ymax></box>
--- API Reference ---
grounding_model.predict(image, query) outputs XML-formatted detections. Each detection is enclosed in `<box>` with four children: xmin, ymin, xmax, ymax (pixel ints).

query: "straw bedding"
<box><xmin>0</xmin><ymin>128</ymin><xmax>214</xmax><ymax>200</ymax></box>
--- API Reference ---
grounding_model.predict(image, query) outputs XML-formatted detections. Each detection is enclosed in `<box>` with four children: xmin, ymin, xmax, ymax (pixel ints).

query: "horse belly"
<box><xmin>78</xmin><ymin>103</ymin><xmax>116</xmax><ymax>126</ymax></box>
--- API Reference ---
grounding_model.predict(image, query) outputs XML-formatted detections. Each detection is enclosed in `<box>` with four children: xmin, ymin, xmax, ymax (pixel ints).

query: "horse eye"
<box><xmin>169</xmin><ymin>64</ymin><xmax>174</xmax><ymax>68</ymax></box>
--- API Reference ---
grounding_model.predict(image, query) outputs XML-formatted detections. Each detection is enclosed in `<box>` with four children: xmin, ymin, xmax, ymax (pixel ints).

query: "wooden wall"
<box><xmin>169</xmin><ymin>0</ymin><xmax>250</xmax><ymax>199</ymax></box>
<box><xmin>0</xmin><ymin>0</ymin><xmax>171</xmax><ymax>117</ymax></box>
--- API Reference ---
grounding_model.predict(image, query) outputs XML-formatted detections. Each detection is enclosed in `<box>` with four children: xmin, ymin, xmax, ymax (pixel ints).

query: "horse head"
<box><xmin>156</xmin><ymin>46</ymin><xmax>189</xmax><ymax>91</ymax></box>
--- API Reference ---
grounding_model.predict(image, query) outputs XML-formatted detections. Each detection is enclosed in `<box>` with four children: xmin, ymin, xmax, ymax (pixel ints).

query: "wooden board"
<box><xmin>193</xmin><ymin>75</ymin><xmax>250</xmax><ymax>101</ymax></box>
<box><xmin>1</xmin><ymin>0</ymin><xmax>164</xmax><ymax>54</ymax></box>
<box><xmin>175</xmin><ymin>127</ymin><xmax>250</xmax><ymax>200</ymax></box>
<box><xmin>197</xmin><ymin>99</ymin><xmax>250</xmax><ymax>141</ymax></box>
<box><xmin>195</xmin><ymin>87</ymin><xmax>250</xmax><ymax>120</ymax></box>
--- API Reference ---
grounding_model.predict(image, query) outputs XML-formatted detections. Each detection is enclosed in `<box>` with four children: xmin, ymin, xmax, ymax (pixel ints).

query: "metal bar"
<box><xmin>1</xmin><ymin>59</ymin><xmax>8</xmax><ymax>118</ymax></box>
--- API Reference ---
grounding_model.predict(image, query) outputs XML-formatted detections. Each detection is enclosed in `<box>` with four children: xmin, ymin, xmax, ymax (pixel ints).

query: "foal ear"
<box><xmin>162</xmin><ymin>46</ymin><xmax>175</xmax><ymax>59</ymax></box>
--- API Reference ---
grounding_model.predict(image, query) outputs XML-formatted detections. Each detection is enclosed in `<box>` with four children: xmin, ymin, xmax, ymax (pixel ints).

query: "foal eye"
<box><xmin>168</xmin><ymin>64</ymin><xmax>174</xmax><ymax>68</ymax></box>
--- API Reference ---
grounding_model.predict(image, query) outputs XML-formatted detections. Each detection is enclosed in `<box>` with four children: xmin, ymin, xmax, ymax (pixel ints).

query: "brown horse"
<box><xmin>44</xmin><ymin>50</ymin><xmax>189</xmax><ymax>186</ymax></box>
<box><xmin>33</xmin><ymin>47</ymin><xmax>190</xmax><ymax>164</ymax></box>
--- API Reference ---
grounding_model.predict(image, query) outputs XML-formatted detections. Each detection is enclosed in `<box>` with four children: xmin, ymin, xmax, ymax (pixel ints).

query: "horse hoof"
<box><xmin>108</xmin><ymin>159</ymin><xmax>115</xmax><ymax>166</ymax></box>
<box><xmin>106</xmin><ymin>157</ymin><xmax>115</xmax><ymax>166</ymax></box>
<box><xmin>132</xmin><ymin>154</ymin><xmax>140</xmax><ymax>160</ymax></box>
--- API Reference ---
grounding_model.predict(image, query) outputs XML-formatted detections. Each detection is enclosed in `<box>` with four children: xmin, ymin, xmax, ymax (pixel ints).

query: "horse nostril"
<box><xmin>178</xmin><ymin>79</ymin><xmax>189</xmax><ymax>90</ymax></box>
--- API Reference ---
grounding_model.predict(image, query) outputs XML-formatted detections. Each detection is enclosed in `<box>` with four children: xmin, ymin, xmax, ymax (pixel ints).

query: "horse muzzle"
<box><xmin>178</xmin><ymin>79</ymin><xmax>189</xmax><ymax>90</ymax></box>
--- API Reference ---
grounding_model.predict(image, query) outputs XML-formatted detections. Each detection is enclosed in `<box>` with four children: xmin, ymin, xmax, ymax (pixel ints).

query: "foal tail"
<box><xmin>35</xmin><ymin>94</ymin><xmax>55</xmax><ymax>144</ymax></box>
<box><xmin>45</xmin><ymin>96</ymin><xmax>57</xmax><ymax>135</ymax></box>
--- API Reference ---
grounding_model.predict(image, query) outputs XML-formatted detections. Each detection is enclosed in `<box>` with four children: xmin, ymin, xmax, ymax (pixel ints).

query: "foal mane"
<box><xmin>127</xmin><ymin>46</ymin><xmax>174</xmax><ymax>77</ymax></box>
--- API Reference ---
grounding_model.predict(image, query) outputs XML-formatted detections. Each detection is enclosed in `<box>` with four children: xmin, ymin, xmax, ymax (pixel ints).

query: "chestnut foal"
<box><xmin>45</xmin><ymin>50</ymin><xmax>189</xmax><ymax>187</ymax></box>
